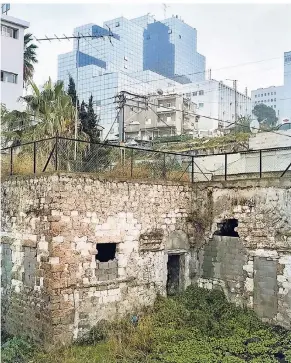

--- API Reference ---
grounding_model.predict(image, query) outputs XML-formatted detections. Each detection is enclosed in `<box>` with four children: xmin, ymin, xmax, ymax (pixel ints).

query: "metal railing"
<box><xmin>1</xmin><ymin>136</ymin><xmax>291</xmax><ymax>182</ymax></box>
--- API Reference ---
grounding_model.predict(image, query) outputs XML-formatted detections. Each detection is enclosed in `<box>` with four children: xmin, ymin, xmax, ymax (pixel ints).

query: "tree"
<box><xmin>1</xmin><ymin>104</ymin><xmax>33</xmax><ymax>147</ymax></box>
<box><xmin>23</xmin><ymin>33</ymin><xmax>38</xmax><ymax>86</ymax></box>
<box><xmin>230</xmin><ymin>115</ymin><xmax>251</xmax><ymax>134</ymax></box>
<box><xmin>20</xmin><ymin>78</ymin><xmax>76</xmax><ymax>138</ymax></box>
<box><xmin>252</xmin><ymin>104</ymin><xmax>278</xmax><ymax>128</ymax></box>
<box><xmin>67</xmin><ymin>76</ymin><xmax>79</xmax><ymax>108</ymax></box>
<box><xmin>79</xmin><ymin>95</ymin><xmax>100</xmax><ymax>142</ymax></box>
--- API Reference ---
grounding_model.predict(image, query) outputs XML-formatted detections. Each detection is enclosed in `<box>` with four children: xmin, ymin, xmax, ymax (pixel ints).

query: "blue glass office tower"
<box><xmin>58</xmin><ymin>15</ymin><xmax>206</xmax><ymax>138</ymax></box>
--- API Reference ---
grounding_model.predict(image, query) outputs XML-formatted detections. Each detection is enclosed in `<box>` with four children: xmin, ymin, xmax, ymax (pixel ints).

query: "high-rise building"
<box><xmin>58</xmin><ymin>15</ymin><xmax>206</xmax><ymax>139</ymax></box>
<box><xmin>251</xmin><ymin>51</ymin><xmax>291</xmax><ymax>124</ymax></box>
<box><xmin>283</xmin><ymin>51</ymin><xmax>291</xmax><ymax>123</ymax></box>
<box><xmin>1</xmin><ymin>14</ymin><xmax>29</xmax><ymax>111</ymax></box>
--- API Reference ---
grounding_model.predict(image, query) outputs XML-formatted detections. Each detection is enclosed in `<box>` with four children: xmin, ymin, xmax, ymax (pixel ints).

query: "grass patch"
<box><xmin>2</xmin><ymin>286</ymin><xmax>291</xmax><ymax>363</ymax></box>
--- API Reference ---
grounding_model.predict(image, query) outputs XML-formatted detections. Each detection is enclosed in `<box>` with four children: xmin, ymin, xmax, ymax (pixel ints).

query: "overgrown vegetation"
<box><xmin>154</xmin><ymin>132</ymin><xmax>250</xmax><ymax>152</ymax></box>
<box><xmin>3</xmin><ymin>286</ymin><xmax>290</xmax><ymax>363</ymax></box>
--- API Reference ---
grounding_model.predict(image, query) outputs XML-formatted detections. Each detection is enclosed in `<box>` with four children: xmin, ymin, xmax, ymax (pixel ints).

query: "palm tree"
<box><xmin>21</xmin><ymin>78</ymin><xmax>76</xmax><ymax>138</ymax></box>
<box><xmin>23</xmin><ymin>33</ymin><xmax>38</xmax><ymax>86</ymax></box>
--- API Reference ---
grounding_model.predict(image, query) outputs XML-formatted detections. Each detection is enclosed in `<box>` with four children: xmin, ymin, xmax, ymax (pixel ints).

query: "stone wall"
<box><xmin>1</xmin><ymin>174</ymin><xmax>194</xmax><ymax>345</ymax></box>
<box><xmin>192</xmin><ymin>178</ymin><xmax>291</xmax><ymax>328</ymax></box>
<box><xmin>1</xmin><ymin>174</ymin><xmax>291</xmax><ymax>346</ymax></box>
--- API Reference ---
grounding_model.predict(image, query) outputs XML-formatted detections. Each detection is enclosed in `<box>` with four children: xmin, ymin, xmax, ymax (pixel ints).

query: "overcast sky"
<box><xmin>11</xmin><ymin>3</ymin><xmax>291</xmax><ymax>93</ymax></box>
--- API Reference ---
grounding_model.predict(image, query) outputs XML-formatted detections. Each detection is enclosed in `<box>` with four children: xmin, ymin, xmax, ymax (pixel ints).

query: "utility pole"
<box><xmin>74</xmin><ymin>32</ymin><xmax>80</xmax><ymax>160</ymax></box>
<box><xmin>227</xmin><ymin>79</ymin><xmax>238</xmax><ymax>126</ymax></box>
<box><xmin>118</xmin><ymin>92</ymin><xmax>126</xmax><ymax>145</ymax></box>
<box><xmin>209</xmin><ymin>69</ymin><xmax>212</xmax><ymax>80</ymax></box>
<box><xmin>233</xmin><ymin>80</ymin><xmax>238</xmax><ymax>125</ymax></box>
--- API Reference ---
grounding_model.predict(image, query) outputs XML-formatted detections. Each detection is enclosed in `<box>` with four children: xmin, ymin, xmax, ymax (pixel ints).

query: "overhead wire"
<box><xmin>64</xmin><ymin>33</ymin><xmax>287</xmax><ymax>96</ymax></box>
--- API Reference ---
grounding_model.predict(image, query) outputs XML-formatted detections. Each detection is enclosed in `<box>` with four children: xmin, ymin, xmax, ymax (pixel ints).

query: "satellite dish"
<box><xmin>157</xmin><ymin>89</ymin><xmax>163</xmax><ymax>95</ymax></box>
<box><xmin>250</xmin><ymin>119</ymin><xmax>260</xmax><ymax>134</ymax></box>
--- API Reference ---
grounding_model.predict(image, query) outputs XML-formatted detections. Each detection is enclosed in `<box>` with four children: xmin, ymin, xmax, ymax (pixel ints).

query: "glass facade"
<box><xmin>58</xmin><ymin>15</ymin><xmax>206</xmax><ymax>138</ymax></box>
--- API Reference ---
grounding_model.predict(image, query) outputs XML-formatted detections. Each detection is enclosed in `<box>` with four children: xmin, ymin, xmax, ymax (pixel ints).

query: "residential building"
<box><xmin>1</xmin><ymin>14</ymin><xmax>29</xmax><ymax>110</ymax></box>
<box><xmin>251</xmin><ymin>51</ymin><xmax>291</xmax><ymax>124</ymax></box>
<box><xmin>58</xmin><ymin>15</ymin><xmax>205</xmax><ymax>139</ymax></box>
<box><xmin>251</xmin><ymin>85</ymin><xmax>284</xmax><ymax>121</ymax></box>
<box><xmin>124</xmin><ymin>93</ymin><xmax>197</xmax><ymax>140</ymax></box>
<box><xmin>282</xmin><ymin>51</ymin><xmax>291</xmax><ymax>123</ymax></box>
<box><xmin>167</xmin><ymin>79</ymin><xmax>252</xmax><ymax>134</ymax></box>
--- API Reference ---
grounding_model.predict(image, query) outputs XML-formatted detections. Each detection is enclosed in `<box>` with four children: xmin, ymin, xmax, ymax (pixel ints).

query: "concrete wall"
<box><xmin>249</xmin><ymin>130</ymin><xmax>291</xmax><ymax>150</ymax></box>
<box><xmin>1</xmin><ymin>174</ymin><xmax>291</xmax><ymax>346</ymax></box>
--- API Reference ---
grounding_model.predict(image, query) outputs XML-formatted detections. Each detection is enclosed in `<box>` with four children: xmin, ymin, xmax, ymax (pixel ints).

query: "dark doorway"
<box><xmin>167</xmin><ymin>254</ymin><xmax>180</xmax><ymax>295</ymax></box>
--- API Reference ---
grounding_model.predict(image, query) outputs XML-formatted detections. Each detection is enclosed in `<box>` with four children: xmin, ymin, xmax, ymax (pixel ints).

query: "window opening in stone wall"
<box><xmin>96</xmin><ymin>243</ymin><xmax>116</xmax><ymax>262</ymax></box>
<box><xmin>214</xmin><ymin>218</ymin><xmax>239</xmax><ymax>237</ymax></box>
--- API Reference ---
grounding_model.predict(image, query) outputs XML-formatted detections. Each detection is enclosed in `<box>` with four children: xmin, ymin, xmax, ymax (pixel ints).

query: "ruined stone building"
<box><xmin>1</xmin><ymin>174</ymin><xmax>291</xmax><ymax>346</ymax></box>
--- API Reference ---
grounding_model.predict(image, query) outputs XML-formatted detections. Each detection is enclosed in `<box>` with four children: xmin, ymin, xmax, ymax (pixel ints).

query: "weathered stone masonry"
<box><xmin>1</xmin><ymin>174</ymin><xmax>194</xmax><ymax>345</ymax></box>
<box><xmin>1</xmin><ymin>174</ymin><xmax>291</xmax><ymax>346</ymax></box>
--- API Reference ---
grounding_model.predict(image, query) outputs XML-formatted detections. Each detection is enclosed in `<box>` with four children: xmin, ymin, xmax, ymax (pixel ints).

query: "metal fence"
<box><xmin>1</xmin><ymin>136</ymin><xmax>291</xmax><ymax>182</ymax></box>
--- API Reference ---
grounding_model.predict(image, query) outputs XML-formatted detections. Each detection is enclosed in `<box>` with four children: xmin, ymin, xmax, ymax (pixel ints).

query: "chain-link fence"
<box><xmin>1</xmin><ymin>137</ymin><xmax>291</xmax><ymax>182</ymax></box>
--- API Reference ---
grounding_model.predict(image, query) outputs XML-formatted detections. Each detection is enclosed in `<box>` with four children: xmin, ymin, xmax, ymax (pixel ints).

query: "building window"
<box><xmin>179</xmin><ymin>35</ymin><xmax>181</xmax><ymax>39</ymax></box>
<box><xmin>145</xmin><ymin>118</ymin><xmax>151</xmax><ymax>125</ymax></box>
<box><xmin>167</xmin><ymin>102</ymin><xmax>171</xmax><ymax>107</ymax></box>
<box><xmin>192</xmin><ymin>91</ymin><xmax>197</xmax><ymax>96</ymax></box>
<box><xmin>124</xmin><ymin>65</ymin><xmax>128</xmax><ymax>69</ymax></box>
<box><xmin>186</xmin><ymin>93</ymin><xmax>191</xmax><ymax>97</ymax></box>
<box><xmin>271</xmin><ymin>99</ymin><xmax>273</xmax><ymax>102</ymax></box>
<box><xmin>116</xmin><ymin>22</ymin><xmax>120</xmax><ymax>27</ymax></box>
<box><xmin>168</xmin><ymin>29</ymin><xmax>172</xmax><ymax>34</ymax></box>
<box><xmin>264</xmin><ymin>93</ymin><xmax>266</xmax><ymax>96</ymax></box>
<box><xmin>268</xmin><ymin>93</ymin><xmax>270</xmax><ymax>96</ymax></box>
<box><xmin>199</xmin><ymin>90</ymin><xmax>204</xmax><ymax>95</ymax></box>
<box><xmin>199</xmin><ymin>103</ymin><xmax>204</xmax><ymax>108</ymax></box>
<box><xmin>167</xmin><ymin>116</ymin><xmax>172</xmax><ymax>122</ymax></box>
<box><xmin>274</xmin><ymin>105</ymin><xmax>276</xmax><ymax>108</ymax></box>
<box><xmin>274</xmin><ymin>92</ymin><xmax>276</xmax><ymax>95</ymax></box>
<box><xmin>261</xmin><ymin>94</ymin><xmax>263</xmax><ymax>97</ymax></box>
<box><xmin>124</xmin><ymin>56</ymin><xmax>128</xmax><ymax>61</ymax></box>
<box><xmin>146</xmin><ymin>35</ymin><xmax>150</xmax><ymax>40</ymax></box>
<box><xmin>255</xmin><ymin>95</ymin><xmax>257</xmax><ymax>98</ymax></box>
<box><xmin>1</xmin><ymin>25</ymin><xmax>18</xmax><ymax>39</ymax></box>
<box><xmin>271</xmin><ymin>92</ymin><xmax>273</xmax><ymax>95</ymax></box>
<box><xmin>274</xmin><ymin>98</ymin><xmax>276</xmax><ymax>101</ymax></box>
<box><xmin>1</xmin><ymin>70</ymin><xmax>17</xmax><ymax>83</ymax></box>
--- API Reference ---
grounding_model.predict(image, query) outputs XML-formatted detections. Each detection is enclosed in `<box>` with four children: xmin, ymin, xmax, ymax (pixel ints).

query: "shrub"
<box><xmin>1</xmin><ymin>336</ymin><xmax>35</xmax><ymax>363</ymax></box>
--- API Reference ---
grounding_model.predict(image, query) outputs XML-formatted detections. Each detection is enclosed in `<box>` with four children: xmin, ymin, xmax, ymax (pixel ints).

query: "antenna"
<box><xmin>1</xmin><ymin>3</ymin><xmax>10</xmax><ymax>15</ymax></box>
<box><xmin>163</xmin><ymin>3</ymin><xmax>169</xmax><ymax>19</ymax></box>
<box><xmin>35</xmin><ymin>31</ymin><xmax>115</xmax><ymax>156</ymax></box>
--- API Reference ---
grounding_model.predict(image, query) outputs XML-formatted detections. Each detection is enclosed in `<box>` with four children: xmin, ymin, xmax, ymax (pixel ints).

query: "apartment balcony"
<box><xmin>156</xmin><ymin>122</ymin><xmax>176</xmax><ymax>129</ymax></box>
<box><xmin>157</xmin><ymin>106</ymin><xmax>176</xmax><ymax>113</ymax></box>
<box><xmin>125</xmin><ymin>123</ymin><xmax>140</xmax><ymax>133</ymax></box>
<box><xmin>183</xmin><ymin>121</ymin><xmax>194</xmax><ymax>131</ymax></box>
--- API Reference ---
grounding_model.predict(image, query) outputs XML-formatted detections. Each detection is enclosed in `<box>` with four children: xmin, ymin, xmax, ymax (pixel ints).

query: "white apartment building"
<box><xmin>167</xmin><ymin>79</ymin><xmax>252</xmax><ymax>135</ymax></box>
<box><xmin>251</xmin><ymin>51</ymin><xmax>291</xmax><ymax>124</ymax></box>
<box><xmin>124</xmin><ymin>93</ymin><xmax>197</xmax><ymax>140</ymax></box>
<box><xmin>251</xmin><ymin>86</ymin><xmax>284</xmax><ymax>121</ymax></box>
<box><xmin>1</xmin><ymin>14</ymin><xmax>29</xmax><ymax>111</ymax></box>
